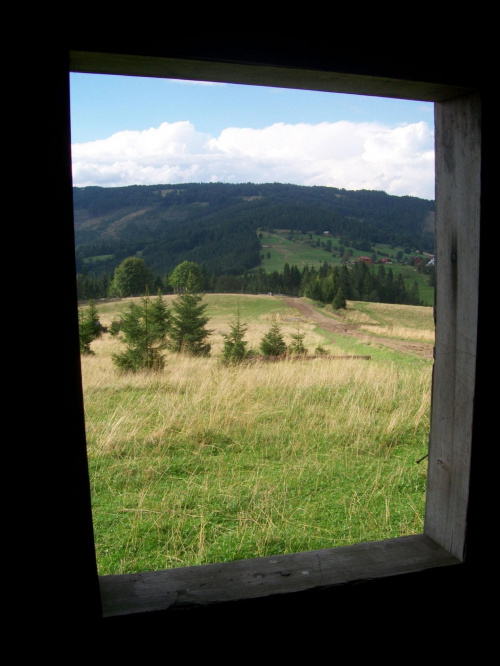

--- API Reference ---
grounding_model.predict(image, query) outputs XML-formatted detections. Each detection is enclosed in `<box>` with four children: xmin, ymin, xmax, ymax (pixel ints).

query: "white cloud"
<box><xmin>71</xmin><ymin>119</ymin><xmax>435</xmax><ymax>199</ymax></box>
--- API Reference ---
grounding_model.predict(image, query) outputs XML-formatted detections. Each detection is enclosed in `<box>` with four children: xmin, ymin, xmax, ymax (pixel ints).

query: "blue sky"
<box><xmin>70</xmin><ymin>73</ymin><xmax>435</xmax><ymax>200</ymax></box>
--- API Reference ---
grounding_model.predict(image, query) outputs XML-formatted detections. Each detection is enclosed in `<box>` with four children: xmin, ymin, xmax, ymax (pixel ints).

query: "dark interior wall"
<box><xmin>35</xmin><ymin>36</ymin><xmax>492</xmax><ymax>636</ymax></box>
<box><xmin>67</xmin><ymin>33</ymin><xmax>485</xmax><ymax>89</ymax></box>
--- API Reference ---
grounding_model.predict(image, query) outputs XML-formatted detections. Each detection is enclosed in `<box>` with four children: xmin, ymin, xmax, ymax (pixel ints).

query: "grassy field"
<box><xmin>341</xmin><ymin>301</ymin><xmax>435</xmax><ymax>341</ymax></box>
<box><xmin>82</xmin><ymin>294</ymin><xmax>433</xmax><ymax>575</ymax></box>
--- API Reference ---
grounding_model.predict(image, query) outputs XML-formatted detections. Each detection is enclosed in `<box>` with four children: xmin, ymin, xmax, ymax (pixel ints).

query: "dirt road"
<box><xmin>281</xmin><ymin>297</ymin><xmax>434</xmax><ymax>360</ymax></box>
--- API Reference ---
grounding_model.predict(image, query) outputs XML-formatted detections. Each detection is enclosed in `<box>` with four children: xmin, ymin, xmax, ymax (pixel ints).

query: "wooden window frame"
<box><xmin>68</xmin><ymin>50</ymin><xmax>480</xmax><ymax>619</ymax></box>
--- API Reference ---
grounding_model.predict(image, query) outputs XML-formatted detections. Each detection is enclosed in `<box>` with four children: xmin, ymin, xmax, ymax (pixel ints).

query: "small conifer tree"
<box><xmin>221</xmin><ymin>308</ymin><xmax>248</xmax><ymax>364</ymax></box>
<box><xmin>150</xmin><ymin>288</ymin><xmax>171</xmax><ymax>336</ymax></box>
<box><xmin>314</xmin><ymin>344</ymin><xmax>329</xmax><ymax>355</ymax></box>
<box><xmin>260</xmin><ymin>320</ymin><xmax>287</xmax><ymax>357</ymax></box>
<box><xmin>79</xmin><ymin>309</ymin><xmax>95</xmax><ymax>355</ymax></box>
<box><xmin>288</xmin><ymin>324</ymin><xmax>307</xmax><ymax>355</ymax></box>
<box><xmin>109</xmin><ymin>318</ymin><xmax>123</xmax><ymax>336</ymax></box>
<box><xmin>112</xmin><ymin>291</ymin><xmax>170</xmax><ymax>372</ymax></box>
<box><xmin>332</xmin><ymin>287</ymin><xmax>347</xmax><ymax>310</ymax></box>
<box><xmin>78</xmin><ymin>300</ymin><xmax>103</xmax><ymax>355</ymax></box>
<box><xmin>169</xmin><ymin>272</ymin><xmax>212</xmax><ymax>356</ymax></box>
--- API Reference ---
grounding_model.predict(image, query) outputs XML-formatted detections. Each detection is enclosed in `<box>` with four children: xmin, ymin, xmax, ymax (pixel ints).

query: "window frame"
<box><xmin>68</xmin><ymin>50</ymin><xmax>480</xmax><ymax>619</ymax></box>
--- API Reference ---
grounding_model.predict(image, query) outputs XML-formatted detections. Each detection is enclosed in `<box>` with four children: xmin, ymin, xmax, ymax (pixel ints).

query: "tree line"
<box><xmin>77</xmin><ymin>256</ymin><xmax>424</xmax><ymax>308</ymax></box>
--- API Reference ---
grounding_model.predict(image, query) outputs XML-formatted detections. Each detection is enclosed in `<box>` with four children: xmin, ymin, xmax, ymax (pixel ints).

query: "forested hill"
<box><xmin>73</xmin><ymin>182</ymin><xmax>435</xmax><ymax>278</ymax></box>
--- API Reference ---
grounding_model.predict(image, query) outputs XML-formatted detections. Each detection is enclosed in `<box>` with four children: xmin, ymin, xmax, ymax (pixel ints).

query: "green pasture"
<box><xmin>82</xmin><ymin>294</ymin><xmax>433</xmax><ymax>575</ymax></box>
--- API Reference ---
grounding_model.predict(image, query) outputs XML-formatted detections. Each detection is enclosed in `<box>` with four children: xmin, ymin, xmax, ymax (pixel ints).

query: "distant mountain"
<box><xmin>73</xmin><ymin>182</ymin><xmax>435</xmax><ymax>278</ymax></box>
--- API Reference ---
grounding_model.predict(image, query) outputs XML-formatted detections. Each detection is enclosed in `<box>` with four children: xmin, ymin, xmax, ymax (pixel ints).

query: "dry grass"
<box><xmin>82</xmin><ymin>295</ymin><xmax>432</xmax><ymax>574</ymax></box>
<box><xmin>358</xmin><ymin>325</ymin><xmax>435</xmax><ymax>342</ymax></box>
<box><xmin>342</xmin><ymin>301</ymin><xmax>434</xmax><ymax>329</ymax></box>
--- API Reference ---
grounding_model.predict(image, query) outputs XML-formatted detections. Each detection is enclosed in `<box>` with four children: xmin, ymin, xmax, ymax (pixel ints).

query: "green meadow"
<box><xmin>82</xmin><ymin>294</ymin><xmax>433</xmax><ymax>575</ymax></box>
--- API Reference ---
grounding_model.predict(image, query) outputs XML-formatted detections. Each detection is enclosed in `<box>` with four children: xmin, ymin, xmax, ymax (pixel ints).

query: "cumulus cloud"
<box><xmin>71</xmin><ymin>119</ymin><xmax>435</xmax><ymax>199</ymax></box>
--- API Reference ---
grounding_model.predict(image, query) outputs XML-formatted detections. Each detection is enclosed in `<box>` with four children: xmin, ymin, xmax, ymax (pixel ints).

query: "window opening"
<box><xmin>71</xmin><ymin>71</ymin><xmax>439</xmax><ymax>578</ymax></box>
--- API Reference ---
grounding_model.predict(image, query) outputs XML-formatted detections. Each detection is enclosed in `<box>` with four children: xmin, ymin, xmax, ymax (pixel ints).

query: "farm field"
<box><xmin>81</xmin><ymin>294</ymin><xmax>434</xmax><ymax>575</ymax></box>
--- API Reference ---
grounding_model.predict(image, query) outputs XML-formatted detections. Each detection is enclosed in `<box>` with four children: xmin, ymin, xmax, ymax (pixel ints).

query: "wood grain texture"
<box><xmin>99</xmin><ymin>534</ymin><xmax>458</xmax><ymax>617</ymax></box>
<box><xmin>425</xmin><ymin>93</ymin><xmax>481</xmax><ymax>559</ymax></box>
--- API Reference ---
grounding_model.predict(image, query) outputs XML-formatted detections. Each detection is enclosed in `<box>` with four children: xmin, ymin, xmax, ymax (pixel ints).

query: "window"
<box><xmin>68</xmin><ymin>50</ymin><xmax>480</xmax><ymax>618</ymax></box>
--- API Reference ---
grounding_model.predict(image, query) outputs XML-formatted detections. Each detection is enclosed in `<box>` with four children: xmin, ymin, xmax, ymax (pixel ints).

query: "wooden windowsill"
<box><xmin>99</xmin><ymin>534</ymin><xmax>459</xmax><ymax>618</ymax></box>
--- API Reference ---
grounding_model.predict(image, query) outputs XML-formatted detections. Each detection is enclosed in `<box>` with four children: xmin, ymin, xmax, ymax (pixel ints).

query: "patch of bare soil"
<box><xmin>281</xmin><ymin>297</ymin><xmax>434</xmax><ymax>360</ymax></box>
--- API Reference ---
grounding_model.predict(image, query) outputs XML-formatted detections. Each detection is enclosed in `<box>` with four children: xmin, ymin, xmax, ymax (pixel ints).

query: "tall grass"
<box><xmin>82</xmin><ymin>296</ymin><xmax>432</xmax><ymax>575</ymax></box>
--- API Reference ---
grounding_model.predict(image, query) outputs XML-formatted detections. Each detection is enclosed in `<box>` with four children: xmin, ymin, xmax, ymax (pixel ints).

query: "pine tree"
<box><xmin>332</xmin><ymin>287</ymin><xmax>347</xmax><ymax>310</ymax></box>
<box><xmin>169</xmin><ymin>272</ymin><xmax>212</xmax><ymax>356</ymax></box>
<box><xmin>260</xmin><ymin>320</ymin><xmax>287</xmax><ymax>357</ymax></box>
<box><xmin>288</xmin><ymin>324</ymin><xmax>307</xmax><ymax>355</ymax></box>
<box><xmin>315</xmin><ymin>344</ymin><xmax>329</xmax><ymax>355</ymax></box>
<box><xmin>221</xmin><ymin>308</ymin><xmax>248</xmax><ymax>364</ymax></box>
<box><xmin>109</xmin><ymin>318</ymin><xmax>123</xmax><ymax>337</ymax></box>
<box><xmin>79</xmin><ymin>300</ymin><xmax>103</xmax><ymax>355</ymax></box>
<box><xmin>150</xmin><ymin>288</ymin><xmax>171</xmax><ymax>337</ymax></box>
<box><xmin>411</xmin><ymin>280</ymin><xmax>421</xmax><ymax>305</ymax></box>
<box><xmin>112</xmin><ymin>291</ymin><xmax>170</xmax><ymax>372</ymax></box>
<box><xmin>306</xmin><ymin>277</ymin><xmax>322</xmax><ymax>301</ymax></box>
<box><xmin>79</xmin><ymin>309</ymin><xmax>95</xmax><ymax>355</ymax></box>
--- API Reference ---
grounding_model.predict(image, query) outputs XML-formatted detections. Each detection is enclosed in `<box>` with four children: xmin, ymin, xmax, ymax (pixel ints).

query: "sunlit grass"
<box><xmin>358</xmin><ymin>325</ymin><xmax>434</xmax><ymax>342</ymax></box>
<box><xmin>82</xmin><ymin>295</ymin><xmax>432</xmax><ymax>575</ymax></box>
<box><xmin>342</xmin><ymin>301</ymin><xmax>434</xmax><ymax>330</ymax></box>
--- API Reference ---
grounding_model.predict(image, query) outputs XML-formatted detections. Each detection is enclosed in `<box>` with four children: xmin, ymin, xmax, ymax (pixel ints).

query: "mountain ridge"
<box><xmin>73</xmin><ymin>182</ymin><xmax>435</xmax><ymax>278</ymax></box>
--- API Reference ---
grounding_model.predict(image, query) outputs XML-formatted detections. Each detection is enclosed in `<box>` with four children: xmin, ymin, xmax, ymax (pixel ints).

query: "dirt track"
<box><xmin>281</xmin><ymin>297</ymin><xmax>434</xmax><ymax>360</ymax></box>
